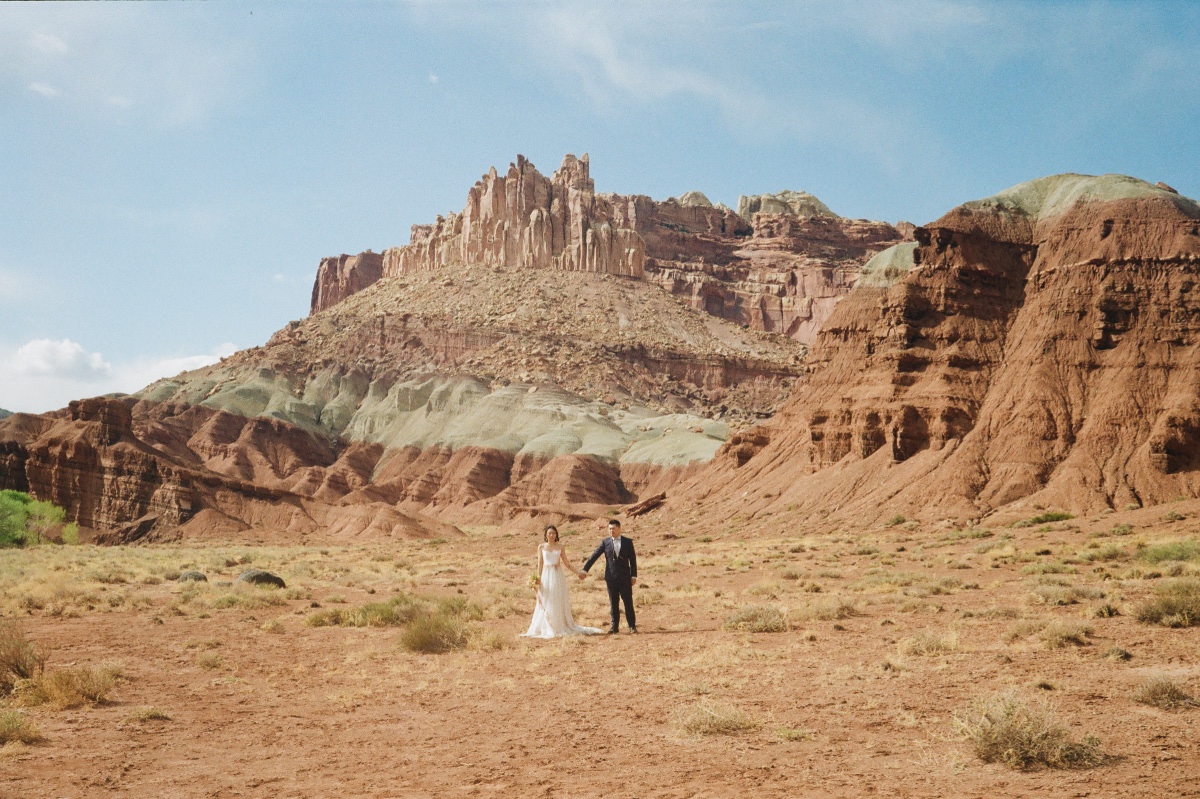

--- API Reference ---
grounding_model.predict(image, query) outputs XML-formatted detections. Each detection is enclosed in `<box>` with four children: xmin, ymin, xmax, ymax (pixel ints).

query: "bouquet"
<box><xmin>527</xmin><ymin>574</ymin><xmax>541</xmax><ymax>591</ymax></box>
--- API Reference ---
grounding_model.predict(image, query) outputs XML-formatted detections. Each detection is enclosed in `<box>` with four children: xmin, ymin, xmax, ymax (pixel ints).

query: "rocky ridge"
<box><xmin>312</xmin><ymin>153</ymin><xmax>908</xmax><ymax>346</ymax></box>
<box><xmin>681</xmin><ymin>174</ymin><xmax>1200</xmax><ymax>523</ymax></box>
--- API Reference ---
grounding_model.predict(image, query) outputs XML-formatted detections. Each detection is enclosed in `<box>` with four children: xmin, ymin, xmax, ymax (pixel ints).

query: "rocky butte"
<box><xmin>3</xmin><ymin>160</ymin><xmax>1196</xmax><ymax>542</ymax></box>
<box><xmin>0</xmin><ymin>155</ymin><xmax>905</xmax><ymax>542</ymax></box>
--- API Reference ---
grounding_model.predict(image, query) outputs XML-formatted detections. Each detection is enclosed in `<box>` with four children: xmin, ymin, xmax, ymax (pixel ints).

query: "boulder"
<box><xmin>235</xmin><ymin>569</ymin><xmax>286</xmax><ymax>589</ymax></box>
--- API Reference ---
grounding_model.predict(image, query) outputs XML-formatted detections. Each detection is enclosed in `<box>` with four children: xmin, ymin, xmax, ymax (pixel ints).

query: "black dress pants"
<box><xmin>606</xmin><ymin>577</ymin><xmax>635</xmax><ymax>630</ymax></box>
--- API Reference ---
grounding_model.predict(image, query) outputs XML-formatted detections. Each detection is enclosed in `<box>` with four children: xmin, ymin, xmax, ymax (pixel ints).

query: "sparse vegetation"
<box><xmin>1014</xmin><ymin>511</ymin><xmax>1075</xmax><ymax>528</ymax></box>
<box><xmin>0</xmin><ymin>621</ymin><xmax>46</xmax><ymax>693</ymax></box>
<box><xmin>723</xmin><ymin>605</ymin><xmax>788</xmax><ymax>632</ymax></box>
<box><xmin>793</xmin><ymin>596</ymin><xmax>859</xmax><ymax>621</ymax></box>
<box><xmin>17</xmin><ymin>664</ymin><xmax>120</xmax><ymax>708</ymax></box>
<box><xmin>1137</xmin><ymin>539</ymin><xmax>1200</xmax><ymax>565</ymax></box>
<box><xmin>1131</xmin><ymin>674</ymin><xmax>1195</xmax><ymax>710</ymax></box>
<box><xmin>129</xmin><ymin>706</ymin><xmax>172</xmax><ymax>722</ymax></box>
<box><xmin>898</xmin><ymin>628</ymin><xmax>959</xmax><ymax>656</ymax></box>
<box><xmin>0</xmin><ymin>710</ymin><xmax>42</xmax><ymax>744</ymax></box>
<box><xmin>1135</xmin><ymin>578</ymin><xmax>1200</xmax><ymax>627</ymax></box>
<box><xmin>954</xmin><ymin>691</ymin><xmax>1103</xmax><ymax>769</ymax></box>
<box><xmin>675</xmin><ymin>700</ymin><xmax>758</xmax><ymax>736</ymax></box>
<box><xmin>1039</xmin><ymin>621</ymin><xmax>1093</xmax><ymax>649</ymax></box>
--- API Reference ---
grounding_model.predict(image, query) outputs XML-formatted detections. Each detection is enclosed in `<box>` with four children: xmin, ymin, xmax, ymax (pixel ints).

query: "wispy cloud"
<box><xmin>27</xmin><ymin>81</ymin><xmax>59</xmax><ymax>98</ymax></box>
<box><xmin>0</xmin><ymin>340</ymin><xmax>237</xmax><ymax>413</ymax></box>
<box><xmin>0</xmin><ymin>6</ymin><xmax>252</xmax><ymax>126</ymax></box>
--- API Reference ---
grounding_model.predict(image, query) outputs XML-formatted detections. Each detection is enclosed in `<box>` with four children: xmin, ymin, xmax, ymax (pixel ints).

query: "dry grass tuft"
<box><xmin>196</xmin><ymin>652</ymin><xmax>223</xmax><ymax>670</ymax></box>
<box><xmin>779</xmin><ymin>727</ymin><xmax>816</xmax><ymax>741</ymax></box>
<box><xmin>675</xmin><ymin>700</ymin><xmax>758</xmax><ymax>736</ymax></box>
<box><xmin>0</xmin><ymin>710</ymin><xmax>42</xmax><ymax>744</ymax></box>
<box><xmin>129</xmin><ymin>706</ymin><xmax>172</xmax><ymax>722</ymax></box>
<box><xmin>1135</xmin><ymin>578</ymin><xmax>1200</xmax><ymax>627</ymax></box>
<box><xmin>954</xmin><ymin>691</ymin><xmax>1103</xmax><ymax>770</ymax></box>
<box><xmin>17</xmin><ymin>664</ymin><xmax>120</xmax><ymax>709</ymax></box>
<box><xmin>793</xmin><ymin>596</ymin><xmax>860</xmax><ymax>622</ymax></box>
<box><xmin>1039</xmin><ymin>622</ymin><xmax>1093</xmax><ymax>649</ymax></box>
<box><xmin>1131</xmin><ymin>674</ymin><xmax>1196</xmax><ymax>710</ymax></box>
<box><xmin>0</xmin><ymin>622</ymin><xmax>45</xmax><ymax>693</ymax></box>
<box><xmin>399</xmin><ymin>613</ymin><xmax>469</xmax><ymax>654</ymax></box>
<box><xmin>899</xmin><ymin>628</ymin><xmax>959</xmax><ymax>656</ymax></box>
<box><xmin>723</xmin><ymin>605</ymin><xmax>788</xmax><ymax>633</ymax></box>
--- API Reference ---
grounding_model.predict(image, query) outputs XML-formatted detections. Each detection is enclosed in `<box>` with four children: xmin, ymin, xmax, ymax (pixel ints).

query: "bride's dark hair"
<box><xmin>543</xmin><ymin>525</ymin><xmax>560</xmax><ymax>542</ymax></box>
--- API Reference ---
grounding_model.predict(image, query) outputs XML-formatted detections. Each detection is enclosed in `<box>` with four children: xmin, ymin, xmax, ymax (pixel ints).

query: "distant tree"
<box><xmin>25</xmin><ymin>501</ymin><xmax>66</xmax><ymax>546</ymax></box>
<box><xmin>0</xmin><ymin>491</ymin><xmax>31</xmax><ymax>547</ymax></box>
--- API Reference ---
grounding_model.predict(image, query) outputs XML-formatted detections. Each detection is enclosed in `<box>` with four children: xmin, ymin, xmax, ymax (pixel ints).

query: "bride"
<box><xmin>521</xmin><ymin>525</ymin><xmax>603</xmax><ymax>639</ymax></box>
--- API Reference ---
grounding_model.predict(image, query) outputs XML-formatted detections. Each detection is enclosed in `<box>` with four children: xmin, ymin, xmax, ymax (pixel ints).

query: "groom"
<box><xmin>581</xmin><ymin>518</ymin><xmax>637</xmax><ymax>634</ymax></box>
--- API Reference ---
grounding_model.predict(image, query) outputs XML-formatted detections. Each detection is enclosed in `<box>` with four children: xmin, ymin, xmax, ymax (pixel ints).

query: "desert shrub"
<box><xmin>129</xmin><ymin>706</ymin><xmax>172</xmax><ymax>721</ymax></box>
<box><xmin>306</xmin><ymin>594</ymin><xmax>422</xmax><ymax>628</ymax></box>
<box><xmin>1079</xmin><ymin>544</ymin><xmax>1125</xmax><ymax>563</ymax></box>
<box><xmin>1163</xmin><ymin>510</ymin><xmax>1186</xmax><ymax>522</ymax></box>
<box><xmin>1031</xmin><ymin>584</ymin><xmax>1103</xmax><ymax>606</ymax></box>
<box><xmin>1132</xmin><ymin>674</ymin><xmax>1195</xmax><ymax>710</ymax></box>
<box><xmin>779</xmin><ymin>727</ymin><xmax>815</xmax><ymax>741</ymax></box>
<box><xmin>0</xmin><ymin>622</ymin><xmax>46</xmax><ymax>693</ymax></box>
<box><xmin>210</xmin><ymin>588</ymin><xmax>287</xmax><ymax>610</ymax></box>
<box><xmin>724</xmin><ymin>605</ymin><xmax>788</xmax><ymax>633</ymax></box>
<box><xmin>1039</xmin><ymin>622</ymin><xmax>1093</xmax><ymax>649</ymax></box>
<box><xmin>675</xmin><ymin>700</ymin><xmax>757</xmax><ymax>736</ymax></box>
<box><xmin>196</xmin><ymin>652</ymin><xmax>223</xmax><ymax>670</ymax></box>
<box><xmin>954</xmin><ymin>691</ymin><xmax>1103</xmax><ymax>769</ymax></box>
<box><xmin>793</xmin><ymin>596</ymin><xmax>859</xmax><ymax>621</ymax></box>
<box><xmin>399</xmin><ymin>613</ymin><xmax>469</xmax><ymax>654</ymax></box>
<box><xmin>1093</xmin><ymin>602</ymin><xmax>1122</xmax><ymax>618</ymax></box>
<box><xmin>1026</xmin><ymin>511</ymin><xmax>1075</xmax><ymax>525</ymax></box>
<box><xmin>1138</xmin><ymin>539</ymin><xmax>1200</xmax><ymax>565</ymax></box>
<box><xmin>1102</xmin><ymin>646</ymin><xmax>1132</xmax><ymax>661</ymax></box>
<box><xmin>18</xmin><ymin>664</ymin><xmax>120</xmax><ymax>708</ymax></box>
<box><xmin>1135</xmin><ymin>578</ymin><xmax>1200</xmax><ymax>627</ymax></box>
<box><xmin>886</xmin><ymin>515</ymin><xmax>907</xmax><ymax>527</ymax></box>
<box><xmin>899</xmin><ymin>628</ymin><xmax>959</xmax><ymax>656</ymax></box>
<box><xmin>1022</xmin><ymin>562</ymin><xmax>1074</xmax><ymax>575</ymax></box>
<box><xmin>0</xmin><ymin>710</ymin><xmax>42</xmax><ymax>744</ymax></box>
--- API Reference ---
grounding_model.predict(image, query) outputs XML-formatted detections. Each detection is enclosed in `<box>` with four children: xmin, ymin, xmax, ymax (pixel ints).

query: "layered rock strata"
<box><xmin>682</xmin><ymin>174</ymin><xmax>1200</xmax><ymax>521</ymax></box>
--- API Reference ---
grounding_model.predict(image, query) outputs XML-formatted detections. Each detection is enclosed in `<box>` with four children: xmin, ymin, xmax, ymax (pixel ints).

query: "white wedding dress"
<box><xmin>521</xmin><ymin>548</ymin><xmax>603</xmax><ymax>639</ymax></box>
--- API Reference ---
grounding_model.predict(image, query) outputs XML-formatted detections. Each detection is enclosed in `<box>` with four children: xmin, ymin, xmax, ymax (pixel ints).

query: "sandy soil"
<box><xmin>2</xmin><ymin>505</ymin><xmax>1199</xmax><ymax>798</ymax></box>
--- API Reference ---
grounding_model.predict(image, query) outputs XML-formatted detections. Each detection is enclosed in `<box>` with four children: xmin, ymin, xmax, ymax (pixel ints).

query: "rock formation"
<box><xmin>682</xmin><ymin>174</ymin><xmax>1200</xmax><ymax>522</ymax></box>
<box><xmin>311</xmin><ymin>154</ymin><xmax>908</xmax><ymax>347</ymax></box>
<box><xmin>310</xmin><ymin>251</ymin><xmax>383</xmax><ymax>316</ymax></box>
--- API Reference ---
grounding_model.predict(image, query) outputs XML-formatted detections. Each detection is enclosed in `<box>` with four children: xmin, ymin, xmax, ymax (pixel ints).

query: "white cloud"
<box><xmin>428</xmin><ymin>72</ymin><xmax>439</xmax><ymax>84</ymax></box>
<box><xmin>28</xmin><ymin>82</ymin><xmax>59</xmax><ymax>97</ymax></box>
<box><xmin>0</xmin><ymin>340</ymin><xmax>237</xmax><ymax>413</ymax></box>
<box><xmin>30</xmin><ymin>32</ymin><xmax>68</xmax><ymax>55</ymax></box>
<box><xmin>10</xmin><ymin>339</ymin><xmax>110</xmax><ymax>380</ymax></box>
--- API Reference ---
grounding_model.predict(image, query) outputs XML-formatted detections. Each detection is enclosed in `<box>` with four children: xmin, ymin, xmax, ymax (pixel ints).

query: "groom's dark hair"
<box><xmin>608</xmin><ymin>519</ymin><xmax>621</xmax><ymax>527</ymax></box>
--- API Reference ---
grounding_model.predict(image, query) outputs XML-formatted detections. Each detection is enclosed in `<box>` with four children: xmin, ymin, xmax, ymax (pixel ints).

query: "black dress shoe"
<box><xmin>606</xmin><ymin>628</ymin><xmax>618</xmax><ymax>635</ymax></box>
<box><xmin>629</xmin><ymin>627</ymin><xmax>638</xmax><ymax>634</ymax></box>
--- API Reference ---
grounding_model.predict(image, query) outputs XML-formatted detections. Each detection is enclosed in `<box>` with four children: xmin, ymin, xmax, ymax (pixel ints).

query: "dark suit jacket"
<box><xmin>584</xmin><ymin>536</ymin><xmax>637</xmax><ymax>583</ymax></box>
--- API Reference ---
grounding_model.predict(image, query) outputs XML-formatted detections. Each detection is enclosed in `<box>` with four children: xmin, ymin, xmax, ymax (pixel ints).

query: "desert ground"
<box><xmin>2</xmin><ymin>503</ymin><xmax>1199</xmax><ymax>798</ymax></box>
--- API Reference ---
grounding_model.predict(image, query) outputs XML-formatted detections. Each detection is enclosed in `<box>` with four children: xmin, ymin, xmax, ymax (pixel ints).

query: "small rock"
<box><xmin>235</xmin><ymin>569</ymin><xmax>286</xmax><ymax>589</ymax></box>
<box><xmin>177</xmin><ymin>571</ymin><xmax>208</xmax><ymax>583</ymax></box>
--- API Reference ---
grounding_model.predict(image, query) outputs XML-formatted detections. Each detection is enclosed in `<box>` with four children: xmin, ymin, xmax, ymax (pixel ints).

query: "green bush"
<box><xmin>1135</xmin><ymin>578</ymin><xmax>1200</xmax><ymax>627</ymax></box>
<box><xmin>1138</xmin><ymin>539</ymin><xmax>1200</xmax><ymax>565</ymax></box>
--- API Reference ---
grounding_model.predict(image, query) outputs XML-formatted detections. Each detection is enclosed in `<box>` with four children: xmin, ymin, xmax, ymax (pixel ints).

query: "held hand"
<box><xmin>631</xmin><ymin>577</ymin><xmax>637</xmax><ymax>587</ymax></box>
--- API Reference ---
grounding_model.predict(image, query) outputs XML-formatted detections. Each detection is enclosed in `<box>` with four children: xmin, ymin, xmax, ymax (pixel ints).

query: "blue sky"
<box><xmin>2</xmin><ymin>1</ymin><xmax>1198</xmax><ymax>412</ymax></box>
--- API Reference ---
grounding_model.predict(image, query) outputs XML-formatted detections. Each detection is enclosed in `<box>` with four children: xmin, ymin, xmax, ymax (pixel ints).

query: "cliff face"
<box><xmin>684</xmin><ymin>175</ymin><xmax>1200</xmax><ymax>522</ymax></box>
<box><xmin>310</xmin><ymin>154</ymin><xmax>908</xmax><ymax>347</ymax></box>
<box><xmin>310</xmin><ymin>251</ymin><xmax>384</xmax><ymax>316</ymax></box>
